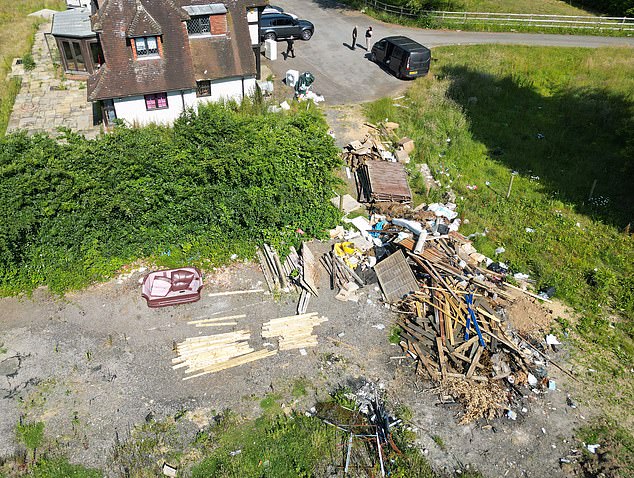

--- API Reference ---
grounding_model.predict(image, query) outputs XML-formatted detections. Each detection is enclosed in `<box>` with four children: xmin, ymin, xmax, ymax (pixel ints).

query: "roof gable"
<box><xmin>127</xmin><ymin>0</ymin><xmax>162</xmax><ymax>37</ymax></box>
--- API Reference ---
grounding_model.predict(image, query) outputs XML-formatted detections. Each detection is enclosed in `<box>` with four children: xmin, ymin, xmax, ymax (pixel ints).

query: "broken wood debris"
<box><xmin>342</xmin><ymin>125</ymin><xmax>414</xmax><ymax>204</ymax></box>
<box><xmin>262</xmin><ymin>312</ymin><xmax>328</xmax><ymax>351</ymax></box>
<box><xmin>320</xmin><ymin>247</ymin><xmax>365</xmax><ymax>300</ymax></box>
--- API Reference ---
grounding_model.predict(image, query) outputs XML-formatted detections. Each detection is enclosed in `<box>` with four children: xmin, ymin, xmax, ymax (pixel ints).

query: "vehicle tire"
<box><xmin>264</xmin><ymin>32</ymin><xmax>276</xmax><ymax>41</ymax></box>
<box><xmin>300</xmin><ymin>29</ymin><xmax>313</xmax><ymax>41</ymax></box>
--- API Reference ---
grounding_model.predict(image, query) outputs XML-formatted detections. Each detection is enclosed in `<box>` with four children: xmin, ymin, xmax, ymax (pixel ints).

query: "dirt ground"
<box><xmin>0</xmin><ymin>238</ymin><xmax>592</xmax><ymax>477</ymax></box>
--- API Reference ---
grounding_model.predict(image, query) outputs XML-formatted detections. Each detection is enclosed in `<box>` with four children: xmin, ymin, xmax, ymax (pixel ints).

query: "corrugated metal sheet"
<box><xmin>374</xmin><ymin>249</ymin><xmax>419</xmax><ymax>303</ymax></box>
<box><xmin>182</xmin><ymin>3</ymin><xmax>227</xmax><ymax>16</ymax></box>
<box><xmin>51</xmin><ymin>7</ymin><xmax>95</xmax><ymax>38</ymax></box>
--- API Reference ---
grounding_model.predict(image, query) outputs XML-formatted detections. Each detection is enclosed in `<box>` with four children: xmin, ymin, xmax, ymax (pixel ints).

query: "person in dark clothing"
<box><xmin>365</xmin><ymin>26</ymin><xmax>373</xmax><ymax>51</ymax></box>
<box><xmin>285</xmin><ymin>39</ymin><xmax>295</xmax><ymax>59</ymax></box>
<box><xmin>351</xmin><ymin>25</ymin><xmax>358</xmax><ymax>49</ymax></box>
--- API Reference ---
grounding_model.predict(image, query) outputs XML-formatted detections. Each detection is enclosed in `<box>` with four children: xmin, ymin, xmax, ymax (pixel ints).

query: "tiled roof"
<box><xmin>127</xmin><ymin>0</ymin><xmax>163</xmax><ymax>37</ymax></box>
<box><xmin>88</xmin><ymin>0</ymin><xmax>265</xmax><ymax>102</ymax></box>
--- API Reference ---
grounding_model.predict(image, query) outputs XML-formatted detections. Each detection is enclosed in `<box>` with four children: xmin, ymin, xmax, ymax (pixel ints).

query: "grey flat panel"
<box><xmin>374</xmin><ymin>249</ymin><xmax>419</xmax><ymax>303</ymax></box>
<box><xmin>51</xmin><ymin>8</ymin><xmax>95</xmax><ymax>38</ymax></box>
<box><xmin>183</xmin><ymin>4</ymin><xmax>227</xmax><ymax>16</ymax></box>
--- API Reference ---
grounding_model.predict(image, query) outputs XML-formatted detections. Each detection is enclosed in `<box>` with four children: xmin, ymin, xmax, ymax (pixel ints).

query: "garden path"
<box><xmin>7</xmin><ymin>21</ymin><xmax>99</xmax><ymax>139</ymax></box>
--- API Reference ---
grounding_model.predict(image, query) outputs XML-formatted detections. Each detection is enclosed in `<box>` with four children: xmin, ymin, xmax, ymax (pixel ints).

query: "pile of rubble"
<box><xmin>326</xmin><ymin>197</ymin><xmax>567</xmax><ymax>421</ymax></box>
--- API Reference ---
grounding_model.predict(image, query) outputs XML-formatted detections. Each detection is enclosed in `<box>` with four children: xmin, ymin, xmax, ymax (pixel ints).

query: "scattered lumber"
<box><xmin>262</xmin><ymin>312</ymin><xmax>328</xmax><ymax>351</ymax></box>
<box><xmin>174</xmin><ymin>330</ymin><xmax>273</xmax><ymax>379</ymax></box>
<box><xmin>187</xmin><ymin>314</ymin><xmax>245</xmax><ymax>327</ymax></box>
<box><xmin>183</xmin><ymin>349</ymin><xmax>277</xmax><ymax>380</ymax></box>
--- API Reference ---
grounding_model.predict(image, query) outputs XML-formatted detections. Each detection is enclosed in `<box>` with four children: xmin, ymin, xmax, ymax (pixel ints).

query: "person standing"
<box><xmin>365</xmin><ymin>26</ymin><xmax>373</xmax><ymax>51</ymax></box>
<box><xmin>285</xmin><ymin>38</ymin><xmax>295</xmax><ymax>59</ymax></box>
<box><xmin>351</xmin><ymin>25</ymin><xmax>358</xmax><ymax>50</ymax></box>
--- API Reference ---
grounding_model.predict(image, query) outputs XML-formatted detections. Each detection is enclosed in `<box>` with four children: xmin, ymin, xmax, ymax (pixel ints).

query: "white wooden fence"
<box><xmin>362</xmin><ymin>0</ymin><xmax>634</xmax><ymax>31</ymax></box>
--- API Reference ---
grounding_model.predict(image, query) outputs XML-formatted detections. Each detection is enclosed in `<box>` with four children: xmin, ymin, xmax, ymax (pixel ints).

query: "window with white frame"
<box><xmin>134</xmin><ymin>36</ymin><xmax>159</xmax><ymax>57</ymax></box>
<box><xmin>196</xmin><ymin>80</ymin><xmax>211</xmax><ymax>97</ymax></box>
<box><xmin>145</xmin><ymin>93</ymin><xmax>168</xmax><ymax>110</ymax></box>
<box><xmin>186</xmin><ymin>16</ymin><xmax>210</xmax><ymax>35</ymax></box>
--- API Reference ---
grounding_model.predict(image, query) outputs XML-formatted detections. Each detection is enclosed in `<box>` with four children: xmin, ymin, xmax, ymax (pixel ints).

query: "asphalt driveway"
<box><xmin>264</xmin><ymin>0</ymin><xmax>634</xmax><ymax>104</ymax></box>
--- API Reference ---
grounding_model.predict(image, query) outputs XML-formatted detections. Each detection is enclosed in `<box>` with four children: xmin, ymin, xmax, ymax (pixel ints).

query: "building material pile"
<box><xmin>262</xmin><ymin>312</ymin><xmax>328</xmax><ymax>351</ymax></box>
<box><xmin>320</xmin><ymin>246</ymin><xmax>365</xmax><ymax>292</ymax></box>
<box><xmin>341</xmin><ymin>124</ymin><xmax>414</xmax><ymax>204</ymax></box>
<box><xmin>257</xmin><ymin>242</ymin><xmax>321</xmax><ymax>313</ymax></box>
<box><xmin>173</xmin><ymin>330</ymin><xmax>277</xmax><ymax>380</ymax></box>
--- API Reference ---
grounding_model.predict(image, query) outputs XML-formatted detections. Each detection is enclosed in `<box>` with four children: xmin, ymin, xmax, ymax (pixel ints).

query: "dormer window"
<box><xmin>183</xmin><ymin>4</ymin><xmax>227</xmax><ymax>36</ymax></box>
<box><xmin>134</xmin><ymin>36</ymin><xmax>159</xmax><ymax>57</ymax></box>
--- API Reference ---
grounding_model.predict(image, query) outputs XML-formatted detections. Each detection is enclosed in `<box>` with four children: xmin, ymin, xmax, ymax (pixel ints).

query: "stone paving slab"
<box><xmin>7</xmin><ymin>21</ymin><xmax>100</xmax><ymax>139</ymax></box>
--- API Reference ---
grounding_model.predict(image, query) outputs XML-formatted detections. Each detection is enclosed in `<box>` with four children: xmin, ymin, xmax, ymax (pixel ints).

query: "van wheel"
<box><xmin>264</xmin><ymin>32</ymin><xmax>276</xmax><ymax>41</ymax></box>
<box><xmin>300</xmin><ymin>30</ymin><xmax>313</xmax><ymax>41</ymax></box>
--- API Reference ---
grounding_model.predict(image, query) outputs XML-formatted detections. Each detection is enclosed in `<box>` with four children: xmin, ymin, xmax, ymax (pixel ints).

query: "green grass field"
<box><xmin>347</xmin><ymin>0</ymin><xmax>632</xmax><ymax>35</ymax></box>
<box><xmin>364</xmin><ymin>43</ymin><xmax>633</xmax><ymax>469</ymax></box>
<box><xmin>0</xmin><ymin>0</ymin><xmax>65</xmax><ymax>136</ymax></box>
<box><xmin>459</xmin><ymin>0</ymin><xmax>593</xmax><ymax>15</ymax></box>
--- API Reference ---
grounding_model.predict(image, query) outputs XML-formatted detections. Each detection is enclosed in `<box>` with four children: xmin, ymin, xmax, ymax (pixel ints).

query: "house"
<box><xmin>86</xmin><ymin>0</ymin><xmax>267</xmax><ymax>127</ymax></box>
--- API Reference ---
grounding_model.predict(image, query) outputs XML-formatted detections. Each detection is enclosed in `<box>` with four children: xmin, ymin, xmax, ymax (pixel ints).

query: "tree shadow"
<box><xmin>441</xmin><ymin>64</ymin><xmax>633</xmax><ymax>227</ymax></box>
<box><xmin>311</xmin><ymin>0</ymin><xmax>359</xmax><ymax>11</ymax></box>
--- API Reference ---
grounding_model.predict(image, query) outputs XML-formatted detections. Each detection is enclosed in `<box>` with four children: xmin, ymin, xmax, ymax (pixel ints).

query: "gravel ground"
<box><xmin>0</xmin><ymin>240</ymin><xmax>591</xmax><ymax>477</ymax></box>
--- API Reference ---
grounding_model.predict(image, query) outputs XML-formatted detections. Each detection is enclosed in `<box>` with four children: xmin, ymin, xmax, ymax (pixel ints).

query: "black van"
<box><xmin>370</xmin><ymin>36</ymin><xmax>431</xmax><ymax>79</ymax></box>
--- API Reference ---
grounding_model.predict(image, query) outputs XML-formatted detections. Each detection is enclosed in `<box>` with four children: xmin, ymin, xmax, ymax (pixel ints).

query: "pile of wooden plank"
<box><xmin>257</xmin><ymin>243</ymin><xmax>321</xmax><ymax>314</ymax></box>
<box><xmin>320</xmin><ymin>248</ymin><xmax>365</xmax><ymax>291</ymax></box>
<box><xmin>257</xmin><ymin>244</ymin><xmax>294</xmax><ymax>292</ymax></box>
<box><xmin>262</xmin><ymin>312</ymin><xmax>328</xmax><ymax>351</ymax></box>
<box><xmin>384</xmin><ymin>234</ymin><xmax>538</xmax><ymax>385</ymax></box>
<box><xmin>173</xmin><ymin>330</ymin><xmax>276</xmax><ymax>380</ymax></box>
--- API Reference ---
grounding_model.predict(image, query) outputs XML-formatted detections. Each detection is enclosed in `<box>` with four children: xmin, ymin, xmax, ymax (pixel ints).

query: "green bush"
<box><xmin>0</xmin><ymin>103</ymin><xmax>341</xmax><ymax>294</ymax></box>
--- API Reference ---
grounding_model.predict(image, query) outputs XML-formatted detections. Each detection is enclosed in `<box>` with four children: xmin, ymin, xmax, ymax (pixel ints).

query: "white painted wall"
<box><xmin>113</xmin><ymin>91</ymin><xmax>194</xmax><ymax>126</ymax></box>
<box><xmin>248</xmin><ymin>24</ymin><xmax>259</xmax><ymax>45</ymax></box>
<box><xmin>196</xmin><ymin>77</ymin><xmax>256</xmax><ymax>104</ymax></box>
<box><xmin>111</xmin><ymin>78</ymin><xmax>256</xmax><ymax>126</ymax></box>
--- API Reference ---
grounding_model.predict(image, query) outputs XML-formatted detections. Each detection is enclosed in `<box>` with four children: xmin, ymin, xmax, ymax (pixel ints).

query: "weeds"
<box><xmin>389</xmin><ymin>325</ymin><xmax>403</xmax><ymax>344</ymax></box>
<box><xmin>365</xmin><ymin>42</ymin><xmax>634</xmax><ymax>465</ymax></box>
<box><xmin>21</xmin><ymin>53</ymin><xmax>35</xmax><ymax>71</ymax></box>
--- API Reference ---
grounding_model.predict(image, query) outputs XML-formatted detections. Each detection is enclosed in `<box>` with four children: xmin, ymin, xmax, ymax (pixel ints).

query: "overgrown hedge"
<box><xmin>0</xmin><ymin>103</ymin><xmax>342</xmax><ymax>294</ymax></box>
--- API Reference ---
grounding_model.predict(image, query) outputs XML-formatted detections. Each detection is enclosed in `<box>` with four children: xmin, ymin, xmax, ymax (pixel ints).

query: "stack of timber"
<box><xmin>262</xmin><ymin>312</ymin><xmax>328</xmax><ymax>351</ymax></box>
<box><xmin>257</xmin><ymin>243</ymin><xmax>321</xmax><ymax>314</ymax></box>
<box><xmin>173</xmin><ymin>330</ymin><xmax>276</xmax><ymax>380</ymax></box>
<box><xmin>320</xmin><ymin>248</ymin><xmax>365</xmax><ymax>291</ymax></box>
<box><xmin>257</xmin><ymin>244</ymin><xmax>292</xmax><ymax>292</ymax></box>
